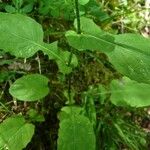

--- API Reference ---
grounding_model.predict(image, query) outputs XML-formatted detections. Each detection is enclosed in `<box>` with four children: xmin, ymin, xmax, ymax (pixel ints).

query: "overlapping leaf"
<box><xmin>110</xmin><ymin>77</ymin><xmax>150</xmax><ymax>107</ymax></box>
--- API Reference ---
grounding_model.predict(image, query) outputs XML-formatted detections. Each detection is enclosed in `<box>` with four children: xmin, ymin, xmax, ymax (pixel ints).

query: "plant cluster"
<box><xmin>0</xmin><ymin>0</ymin><xmax>150</xmax><ymax>150</ymax></box>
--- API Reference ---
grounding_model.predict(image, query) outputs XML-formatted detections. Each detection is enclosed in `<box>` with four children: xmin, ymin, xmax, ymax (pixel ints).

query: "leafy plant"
<box><xmin>57</xmin><ymin>106</ymin><xmax>96</xmax><ymax>150</ymax></box>
<box><xmin>0</xmin><ymin>0</ymin><xmax>150</xmax><ymax>150</ymax></box>
<box><xmin>0</xmin><ymin>115</ymin><xmax>34</xmax><ymax>150</ymax></box>
<box><xmin>5</xmin><ymin>0</ymin><xmax>34</xmax><ymax>13</ymax></box>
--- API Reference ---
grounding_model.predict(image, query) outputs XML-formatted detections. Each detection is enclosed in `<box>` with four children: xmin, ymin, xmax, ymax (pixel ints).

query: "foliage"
<box><xmin>0</xmin><ymin>0</ymin><xmax>150</xmax><ymax>150</ymax></box>
<box><xmin>67</xmin><ymin>17</ymin><xmax>150</xmax><ymax>84</ymax></box>
<box><xmin>110</xmin><ymin>77</ymin><xmax>150</xmax><ymax>107</ymax></box>
<box><xmin>0</xmin><ymin>115</ymin><xmax>34</xmax><ymax>150</ymax></box>
<box><xmin>57</xmin><ymin>106</ymin><xmax>96</xmax><ymax>150</ymax></box>
<box><xmin>9</xmin><ymin>74</ymin><xmax>49</xmax><ymax>101</ymax></box>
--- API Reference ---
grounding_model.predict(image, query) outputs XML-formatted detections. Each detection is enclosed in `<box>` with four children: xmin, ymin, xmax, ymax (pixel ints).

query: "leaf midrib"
<box><xmin>74</xmin><ymin>32</ymin><xmax>150</xmax><ymax>57</ymax></box>
<box><xmin>9</xmin><ymin>32</ymin><xmax>64</xmax><ymax>63</ymax></box>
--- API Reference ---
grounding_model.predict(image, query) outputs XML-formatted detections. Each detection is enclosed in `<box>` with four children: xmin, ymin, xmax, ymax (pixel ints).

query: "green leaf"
<box><xmin>0</xmin><ymin>60</ymin><xmax>13</xmax><ymax>65</ymax></box>
<box><xmin>79</xmin><ymin>0</ymin><xmax>90</xmax><ymax>5</ymax></box>
<box><xmin>58</xmin><ymin>106</ymin><xmax>83</xmax><ymax>121</ymax></box>
<box><xmin>74</xmin><ymin>17</ymin><xmax>103</xmax><ymax>36</ymax></box>
<box><xmin>44</xmin><ymin>42</ymin><xmax>78</xmax><ymax>74</ymax></box>
<box><xmin>0</xmin><ymin>116</ymin><xmax>35</xmax><ymax>150</ymax></box>
<box><xmin>56</xmin><ymin>51</ymin><xmax>78</xmax><ymax>74</ymax></box>
<box><xmin>43</xmin><ymin>41</ymin><xmax>60</xmax><ymax>60</ymax></box>
<box><xmin>0</xmin><ymin>13</ymin><xmax>76</xmax><ymax>74</ymax></box>
<box><xmin>21</xmin><ymin>3</ymin><xmax>34</xmax><ymax>13</ymax></box>
<box><xmin>108</xmin><ymin>34</ymin><xmax>150</xmax><ymax>84</ymax></box>
<box><xmin>5</xmin><ymin>5</ymin><xmax>16</xmax><ymax>13</ymax></box>
<box><xmin>66</xmin><ymin>17</ymin><xmax>150</xmax><ymax>84</ymax></box>
<box><xmin>27</xmin><ymin>109</ymin><xmax>45</xmax><ymax>122</ymax></box>
<box><xmin>9</xmin><ymin>74</ymin><xmax>49</xmax><ymax>101</ymax></box>
<box><xmin>57</xmin><ymin>107</ymin><xmax>96</xmax><ymax>150</ymax></box>
<box><xmin>0</xmin><ymin>71</ymin><xmax>14</xmax><ymax>83</ymax></box>
<box><xmin>66</xmin><ymin>30</ymin><xmax>115</xmax><ymax>52</ymax></box>
<box><xmin>0</xmin><ymin>12</ymin><xmax>43</xmax><ymax>58</ymax></box>
<box><xmin>67</xmin><ymin>17</ymin><xmax>114</xmax><ymax>52</ymax></box>
<box><xmin>0</xmin><ymin>13</ymin><xmax>72</xmax><ymax>71</ymax></box>
<box><xmin>66</xmin><ymin>17</ymin><xmax>115</xmax><ymax>52</ymax></box>
<box><xmin>110</xmin><ymin>77</ymin><xmax>150</xmax><ymax>107</ymax></box>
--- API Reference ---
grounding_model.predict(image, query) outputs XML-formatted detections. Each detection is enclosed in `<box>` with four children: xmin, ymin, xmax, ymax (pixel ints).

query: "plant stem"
<box><xmin>68</xmin><ymin>0</ymin><xmax>81</xmax><ymax>104</ymax></box>
<box><xmin>75</xmin><ymin>0</ymin><xmax>81</xmax><ymax>34</ymax></box>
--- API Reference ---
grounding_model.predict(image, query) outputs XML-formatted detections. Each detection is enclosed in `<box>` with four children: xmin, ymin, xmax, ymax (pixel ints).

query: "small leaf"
<box><xmin>9</xmin><ymin>74</ymin><xmax>49</xmax><ymax>101</ymax></box>
<box><xmin>79</xmin><ymin>0</ymin><xmax>89</xmax><ymax>5</ymax></box>
<box><xmin>110</xmin><ymin>77</ymin><xmax>150</xmax><ymax>107</ymax></box>
<box><xmin>0</xmin><ymin>116</ymin><xmax>35</xmax><ymax>150</ymax></box>
<box><xmin>0</xmin><ymin>71</ymin><xmax>14</xmax><ymax>83</ymax></box>
<box><xmin>27</xmin><ymin>109</ymin><xmax>45</xmax><ymax>122</ymax></box>
<box><xmin>21</xmin><ymin>3</ymin><xmax>34</xmax><ymax>13</ymax></box>
<box><xmin>5</xmin><ymin>5</ymin><xmax>16</xmax><ymax>13</ymax></box>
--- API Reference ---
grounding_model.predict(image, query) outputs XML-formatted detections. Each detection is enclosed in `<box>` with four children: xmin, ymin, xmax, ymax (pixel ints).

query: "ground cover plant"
<box><xmin>0</xmin><ymin>0</ymin><xmax>150</xmax><ymax>149</ymax></box>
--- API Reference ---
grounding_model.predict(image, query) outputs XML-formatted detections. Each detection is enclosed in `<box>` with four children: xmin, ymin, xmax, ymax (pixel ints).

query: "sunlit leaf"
<box><xmin>110</xmin><ymin>77</ymin><xmax>150</xmax><ymax>107</ymax></box>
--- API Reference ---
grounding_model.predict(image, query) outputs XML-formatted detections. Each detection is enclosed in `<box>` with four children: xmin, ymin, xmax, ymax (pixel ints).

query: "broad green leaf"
<box><xmin>57</xmin><ymin>107</ymin><xmax>96</xmax><ymax>150</ymax></box>
<box><xmin>0</xmin><ymin>13</ymin><xmax>74</xmax><ymax>74</ymax></box>
<box><xmin>79</xmin><ymin>0</ymin><xmax>89</xmax><ymax>5</ymax></box>
<box><xmin>0</xmin><ymin>116</ymin><xmax>35</xmax><ymax>150</ymax></box>
<box><xmin>9</xmin><ymin>74</ymin><xmax>49</xmax><ymax>101</ymax></box>
<box><xmin>66</xmin><ymin>30</ymin><xmax>115</xmax><ymax>52</ymax></box>
<box><xmin>108</xmin><ymin>34</ymin><xmax>150</xmax><ymax>84</ymax></box>
<box><xmin>66</xmin><ymin>17</ymin><xmax>150</xmax><ymax>84</ymax></box>
<box><xmin>110</xmin><ymin>77</ymin><xmax>150</xmax><ymax>107</ymax></box>
<box><xmin>0</xmin><ymin>13</ymin><xmax>43</xmax><ymax>58</ymax></box>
